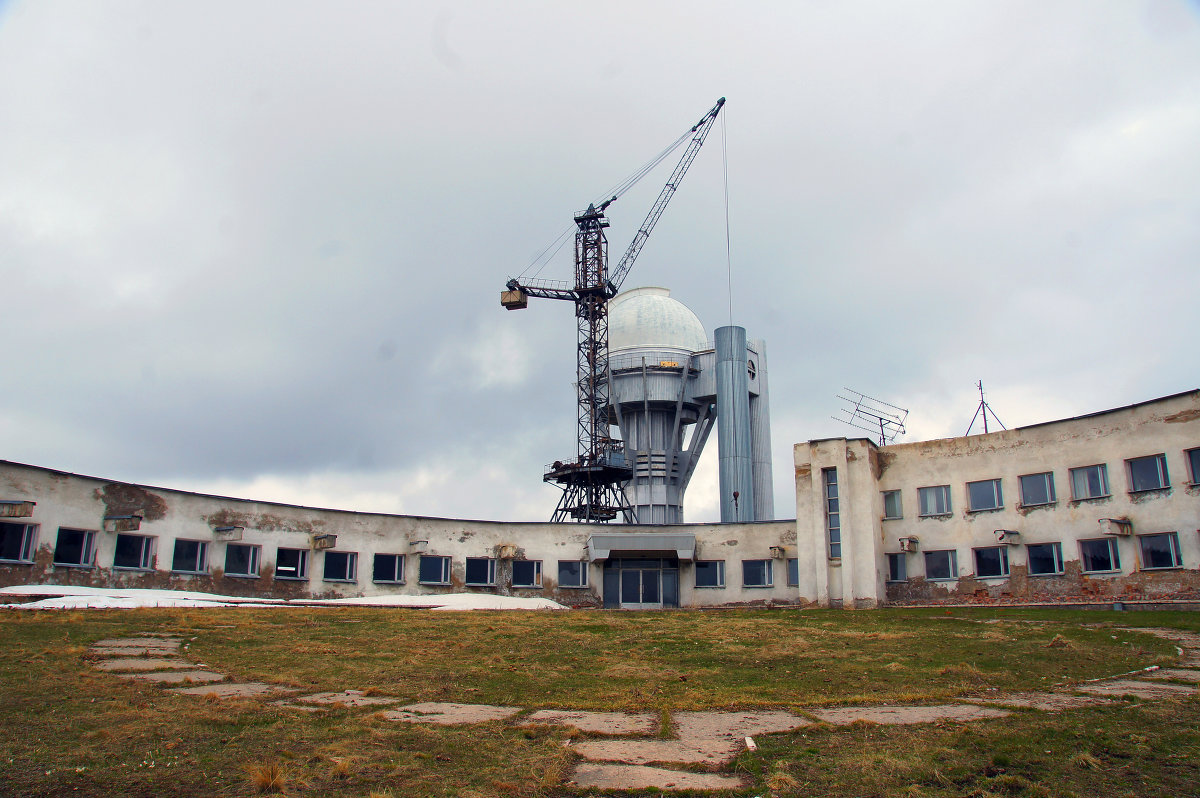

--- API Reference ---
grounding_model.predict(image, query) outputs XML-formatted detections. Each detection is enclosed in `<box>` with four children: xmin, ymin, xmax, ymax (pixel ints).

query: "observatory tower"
<box><xmin>605</xmin><ymin>287</ymin><xmax>774</xmax><ymax>524</ymax></box>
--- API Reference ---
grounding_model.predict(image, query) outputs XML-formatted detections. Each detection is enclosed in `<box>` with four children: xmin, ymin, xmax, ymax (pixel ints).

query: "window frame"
<box><xmin>923</xmin><ymin>549</ymin><xmax>958</xmax><ymax>581</ymax></box>
<box><xmin>53</xmin><ymin>527</ymin><xmax>97</xmax><ymax>568</ymax></box>
<box><xmin>694</xmin><ymin>560</ymin><xmax>726</xmax><ymax>588</ymax></box>
<box><xmin>171</xmin><ymin>539</ymin><xmax>209</xmax><ymax>574</ymax></box>
<box><xmin>511</xmin><ymin>559</ymin><xmax>542</xmax><ymax>588</ymax></box>
<box><xmin>881</xmin><ymin>490</ymin><xmax>903</xmax><ymax>520</ymax></box>
<box><xmin>917</xmin><ymin>485</ymin><xmax>952</xmax><ymax>517</ymax></box>
<box><xmin>557</xmin><ymin>560</ymin><xmax>589</xmax><ymax>588</ymax></box>
<box><xmin>418</xmin><ymin>554</ymin><xmax>452</xmax><ymax>585</ymax></box>
<box><xmin>823</xmin><ymin>468</ymin><xmax>841</xmax><ymax>559</ymax></box>
<box><xmin>112</xmin><ymin>533</ymin><xmax>155</xmax><ymax>570</ymax></box>
<box><xmin>886</xmin><ymin>552</ymin><xmax>907</xmax><ymax>582</ymax></box>
<box><xmin>973</xmin><ymin>545</ymin><xmax>1010</xmax><ymax>578</ymax></box>
<box><xmin>786</xmin><ymin>557</ymin><xmax>799</xmax><ymax>587</ymax></box>
<box><xmin>0</xmin><ymin>521</ymin><xmax>38</xmax><ymax>563</ymax></box>
<box><xmin>322</xmin><ymin>550</ymin><xmax>358</xmax><ymax>582</ymax></box>
<box><xmin>1018</xmin><ymin>472</ymin><xmax>1056</xmax><ymax>508</ymax></box>
<box><xmin>1069</xmin><ymin>464</ymin><xmax>1110</xmax><ymax>501</ymax></box>
<box><xmin>464</xmin><ymin>557</ymin><xmax>498</xmax><ymax>586</ymax></box>
<box><xmin>372</xmin><ymin>552</ymin><xmax>407</xmax><ymax>584</ymax></box>
<box><xmin>1026</xmin><ymin>542</ymin><xmax>1064</xmax><ymax>576</ymax></box>
<box><xmin>224</xmin><ymin>543</ymin><xmax>261</xmax><ymax>578</ymax></box>
<box><xmin>275</xmin><ymin>547</ymin><xmax>309</xmax><ymax>580</ymax></box>
<box><xmin>1126</xmin><ymin>453</ymin><xmax>1170</xmax><ymax>493</ymax></box>
<box><xmin>742</xmin><ymin>559</ymin><xmax>773</xmax><ymax>588</ymax></box>
<box><xmin>1138</xmin><ymin>532</ymin><xmax>1182</xmax><ymax>570</ymax></box>
<box><xmin>966</xmin><ymin>479</ymin><xmax>1003</xmax><ymax>513</ymax></box>
<box><xmin>1187</xmin><ymin>447</ymin><xmax>1200</xmax><ymax>486</ymax></box>
<box><xmin>1078</xmin><ymin>537</ymin><xmax>1121</xmax><ymax>573</ymax></box>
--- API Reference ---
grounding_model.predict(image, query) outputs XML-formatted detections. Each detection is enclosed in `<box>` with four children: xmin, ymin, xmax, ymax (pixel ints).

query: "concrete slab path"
<box><xmin>82</xmin><ymin>623</ymin><xmax>1200</xmax><ymax>794</ymax></box>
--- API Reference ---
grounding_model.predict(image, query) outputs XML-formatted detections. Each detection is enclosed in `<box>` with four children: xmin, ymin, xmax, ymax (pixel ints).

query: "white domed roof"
<box><xmin>608</xmin><ymin>287</ymin><xmax>707</xmax><ymax>353</ymax></box>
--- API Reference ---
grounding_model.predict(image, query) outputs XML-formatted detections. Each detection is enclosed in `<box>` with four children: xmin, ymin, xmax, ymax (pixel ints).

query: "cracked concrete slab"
<box><xmin>673</xmin><ymin>710</ymin><xmax>811</xmax><ymax>741</ymax></box>
<box><xmin>293</xmin><ymin>690</ymin><xmax>400</xmax><ymax>708</ymax></box>
<box><xmin>813</xmin><ymin>704</ymin><xmax>1010</xmax><ymax>725</ymax></box>
<box><xmin>381</xmin><ymin>702</ymin><xmax>522</xmax><ymax>725</ymax></box>
<box><xmin>118</xmin><ymin>670</ymin><xmax>225</xmax><ymax>684</ymax></box>
<box><xmin>962</xmin><ymin>692</ymin><xmax>1116</xmax><ymax>711</ymax></box>
<box><xmin>94</xmin><ymin>638</ymin><xmax>182</xmax><ymax>649</ymax></box>
<box><xmin>170</xmin><ymin>682</ymin><xmax>296</xmax><ymax>699</ymax></box>
<box><xmin>523</xmin><ymin>709</ymin><xmax>658</xmax><ymax>735</ymax></box>
<box><xmin>1140</xmin><ymin>668</ymin><xmax>1200</xmax><ymax>682</ymax></box>
<box><xmin>92</xmin><ymin>658</ymin><xmax>199</xmax><ymax>672</ymax></box>
<box><xmin>571</xmin><ymin>762</ymin><xmax>749</xmax><ymax>791</ymax></box>
<box><xmin>91</xmin><ymin>645</ymin><xmax>183</xmax><ymax>657</ymax></box>
<box><xmin>1075</xmin><ymin>679</ymin><xmax>1198</xmax><ymax>699</ymax></box>
<box><xmin>574</xmin><ymin>738</ymin><xmax>741</xmax><ymax>766</ymax></box>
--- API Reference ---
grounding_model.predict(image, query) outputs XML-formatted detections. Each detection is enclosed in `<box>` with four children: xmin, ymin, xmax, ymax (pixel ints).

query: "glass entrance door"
<box><xmin>620</xmin><ymin>568</ymin><xmax>662</xmax><ymax>609</ymax></box>
<box><xmin>603</xmin><ymin>557</ymin><xmax>679</xmax><ymax>609</ymax></box>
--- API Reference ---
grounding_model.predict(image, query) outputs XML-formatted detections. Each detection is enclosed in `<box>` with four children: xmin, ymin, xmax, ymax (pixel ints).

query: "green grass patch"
<box><xmin>0</xmin><ymin>606</ymin><xmax>1194</xmax><ymax>796</ymax></box>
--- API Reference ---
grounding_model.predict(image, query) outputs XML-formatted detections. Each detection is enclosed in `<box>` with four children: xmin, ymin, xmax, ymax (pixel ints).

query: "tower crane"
<box><xmin>501</xmin><ymin>97</ymin><xmax>725</xmax><ymax>523</ymax></box>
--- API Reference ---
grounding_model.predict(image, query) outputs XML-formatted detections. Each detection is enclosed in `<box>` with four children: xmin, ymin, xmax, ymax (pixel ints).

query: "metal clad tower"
<box><xmin>716</xmin><ymin>325</ymin><xmax>755</xmax><ymax>522</ymax></box>
<box><xmin>748</xmin><ymin>338</ymin><xmax>774</xmax><ymax>521</ymax></box>
<box><xmin>607</xmin><ymin>288</ymin><xmax>713</xmax><ymax>524</ymax></box>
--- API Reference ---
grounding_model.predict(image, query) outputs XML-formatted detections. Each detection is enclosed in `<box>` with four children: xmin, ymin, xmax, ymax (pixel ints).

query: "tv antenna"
<box><xmin>965</xmin><ymin>380</ymin><xmax>1006</xmax><ymax>435</ymax></box>
<box><xmin>834</xmin><ymin>389</ymin><xmax>909</xmax><ymax>446</ymax></box>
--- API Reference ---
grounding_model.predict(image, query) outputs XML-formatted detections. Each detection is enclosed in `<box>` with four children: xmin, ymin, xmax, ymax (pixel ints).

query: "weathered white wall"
<box><xmin>0</xmin><ymin>460</ymin><xmax>798</xmax><ymax>608</ymax></box>
<box><xmin>795</xmin><ymin>390</ymin><xmax>1200</xmax><ymax>606</ymax></box>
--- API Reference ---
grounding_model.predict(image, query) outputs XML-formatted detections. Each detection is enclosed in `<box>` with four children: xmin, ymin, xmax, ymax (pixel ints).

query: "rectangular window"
<box><xmin>275</xmin><ymin>547</ymin><xmax>309</xmax><ymax>580</ymax></box>
<box><xmin>465</xmin><ymin>557</ymin><xmax>497</xmax><ymax>586</ymax></box>
<box><xmin>974</xmin><ymin>546</ymin><xmax>1010</xmax><ymax>578</ymax></box>
<box><xmin>924</xmin><ymin>549</ymin><xmax>957</xmax><ymax>580</ymax></box>
<box><xmin>742</xmin><ymin>559</ymin><xmax>773</xmax><ymax>587</ymax></box>
<box><xmin>1138</xmin><ymin>532</ymin><xmax>1182</xmax><ymax>570</ymax></box>
<box><xmin>694</xmin><ymin>560</ymin><xmax>726</xmax><ymax>588</ymax></box>
<box><xmin>1019</xmin><ymin>472</ymin><xmax>1056</xmax><ymax>507</ymax></box>
<box><xmin>322</xmin><ymin>551</ymin><xmax>358</xmax><ymax>582</ymax></box>
<box><xmin>419</xmin><ymin>554</ymin><xmax>452</xmax><ymax>585</ymax></box>
<box><xmin>54</xmin><ymin>528</ymin><xmax>96</xmax><ymax>567</ymax></box>
<box><xmin>918</xmin><ymin>485</ymin><xmax>952</xmax><ymax>517</ymax></box>
<box><xmin>0</xmin><ymin>522</ymin><xmax>37</xmax><ymax>563</ymax></box>
<box><xmin>1069</xmin><ymin>464</ymin><xmax>1110</xmax><ymax>500</ymax></box>
<box><xmin>1187</xmin><ymin>448</ymin><xmax>1200</xmax><ymax>485</ymax></box>
<box><xmin>823</xmin><ymin>468</ymin><xmax>841</xmax><ymax>558</ymax></box>
<box><xmin>787</xmin><ymin>557</ymin><xmax>799</xmax><ymax>587</ymax></box>
<box><xmin>511</xmin><ymin>560</ymin><xmax>542</xmax><ymax>588</ymax></box>
<box><xmin>373</xmin><ymin>553</ymin><xmax>406</xmax><ymax>583</ymax></box>
<box><xmin>557</xmin><ymin>560</ymin><xmax>588</xmax><ymax>588</ymax></box>
<box><xmin>171</xmin><ymin>539</ymin><xmax>208</xmax><ymax>573</ymax></box>
<box><xmin>887</xmin><ymin>553</ymin><xmax>907</xmax><ymax>582</ymax></box>
<box><xmin>967</xmin><ymin>479</ymin><xmax>1003</xmax><ymax>512</ymax></box>
<box><xmin>1079</xmin><ymin>538</ymin><xmax>1120</xmax><ymax>573</ymax></box>
<box><xmin>113</xmin><ymin>534</ymin><xmax>154</xmax><ymax>570</ymax></box>
<box><xmin>1127</xmin><ymin>454</ymin><xmax>1169</xmax><ymax>493</ymax></box>
<box><xmin>224</xmin><ymin>544</ymin><xmax>260</xmax><ymax>577</ymax></box>
<box><xmin>882</xmin><ymin>490</ymin><xmax>902</xmax><ymax>520</ymax></box>
<box><xmin>1026</xmin><ymin>542</ymin><xmax>1064</xmax><ymax>575</ymax></box>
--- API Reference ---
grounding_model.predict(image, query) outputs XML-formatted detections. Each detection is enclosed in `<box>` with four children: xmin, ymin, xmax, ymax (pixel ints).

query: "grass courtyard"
<box><xmin>1</xmin><ymin>606</ymin><xmax>1198</xmax><ymax>797</ymax></box>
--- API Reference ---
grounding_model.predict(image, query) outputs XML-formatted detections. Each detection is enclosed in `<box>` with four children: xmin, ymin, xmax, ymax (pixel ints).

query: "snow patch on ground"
<box><xmin>0</xmin><ymin>585</ymin><xmax>566</xmax><ymax>611</ymax></box>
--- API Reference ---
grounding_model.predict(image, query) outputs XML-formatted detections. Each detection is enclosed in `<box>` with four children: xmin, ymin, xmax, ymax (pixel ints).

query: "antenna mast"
<box><xmin>965</xmin><ymin>381</ymin><xmax>1006</xmax><ymax>435</ymax></box>
<box><xmin>834</xmin><ymin>389</ymin><xmax>909</xmax><ymax>446</ymax></box>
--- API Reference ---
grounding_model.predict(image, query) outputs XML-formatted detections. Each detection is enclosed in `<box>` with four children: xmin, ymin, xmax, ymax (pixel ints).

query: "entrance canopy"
<box><xmin>586</xmin><ymin>533</ymin><xmax>696</xmax><ymax>562</ymax></box>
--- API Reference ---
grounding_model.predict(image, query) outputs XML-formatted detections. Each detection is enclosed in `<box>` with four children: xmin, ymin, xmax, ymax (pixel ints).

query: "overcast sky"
<box><xmin>2</xmin><ymin>1</ymin><xmax>1198</xmax><ymax>523</ymax></box>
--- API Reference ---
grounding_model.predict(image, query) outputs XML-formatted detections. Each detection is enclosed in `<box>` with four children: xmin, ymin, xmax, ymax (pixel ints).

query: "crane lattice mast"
<box><xmin>502</xmin><ymin>98</ymin><xmax>725</xmax><ymax>523</ymax></box>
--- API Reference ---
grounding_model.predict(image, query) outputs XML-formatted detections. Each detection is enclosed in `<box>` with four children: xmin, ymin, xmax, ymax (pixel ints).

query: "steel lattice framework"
<box><xmin>501</xmin><ymin>98</ymin><xmax>725</xmax><ymax>523</ymax></box>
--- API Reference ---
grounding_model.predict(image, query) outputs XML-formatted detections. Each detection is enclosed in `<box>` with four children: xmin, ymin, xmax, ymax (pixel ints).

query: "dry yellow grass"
<box><xmin>246</xmin><ymin>761</ymin><xmax>287</xmax><ymax>793</ymax></box>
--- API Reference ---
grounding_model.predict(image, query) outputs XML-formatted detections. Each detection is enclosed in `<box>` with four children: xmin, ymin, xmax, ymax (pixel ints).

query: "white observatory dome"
<box><xmin>608</xmin><ymin>287</ymin><xmax>707</xmax><ymax>353</ymax></box>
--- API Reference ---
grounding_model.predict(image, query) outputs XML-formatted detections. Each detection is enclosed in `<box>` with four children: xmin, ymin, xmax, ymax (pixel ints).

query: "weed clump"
<box><xmin>246</xmin><ymin>761</ymin><xmax>287</xmax><ymax>793</ymax></box>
